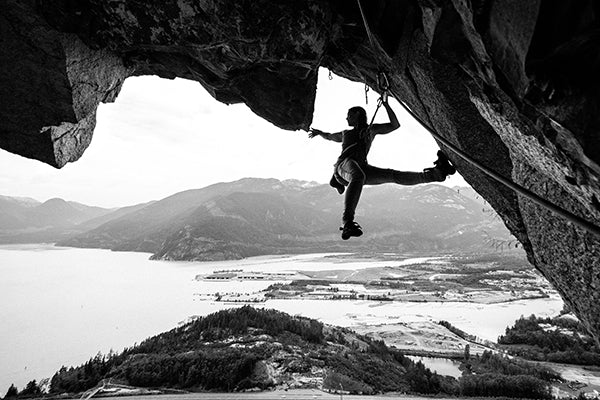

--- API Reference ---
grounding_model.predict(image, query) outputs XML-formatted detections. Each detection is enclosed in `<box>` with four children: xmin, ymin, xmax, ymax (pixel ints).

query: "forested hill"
<box><xmin>49</xmin><ymin>307</ymin><xmax>457</xmax><ymax>395</ymax></box>
<box><xmin>498</xmin><ymin>314</ymin><xmax>600</xmax><ymax>365</ymax></box>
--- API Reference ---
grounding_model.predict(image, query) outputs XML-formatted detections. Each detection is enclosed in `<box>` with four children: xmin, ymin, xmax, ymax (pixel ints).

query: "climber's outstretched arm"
<box><xmin>309</xmin><ymin>128</ymin><xmax>343</xmax><ymax>142</ymax></box>
<box><xmin>371</xmin><ymin>101</ymin><xmax>400</xmax><ymax>135</ymax></box>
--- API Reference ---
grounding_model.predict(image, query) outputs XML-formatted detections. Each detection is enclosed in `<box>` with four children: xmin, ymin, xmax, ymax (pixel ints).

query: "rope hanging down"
<box><xmin>355</xmin><ymin>0</ymin><xmax>600</xmax><ymax>237</ymax></box>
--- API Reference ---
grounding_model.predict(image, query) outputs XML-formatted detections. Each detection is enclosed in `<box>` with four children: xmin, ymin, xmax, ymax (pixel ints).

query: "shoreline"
<box><xmin>211</xmin><ymin>292</ymin><xmax>556</xmax><ymax>306</ymax></box>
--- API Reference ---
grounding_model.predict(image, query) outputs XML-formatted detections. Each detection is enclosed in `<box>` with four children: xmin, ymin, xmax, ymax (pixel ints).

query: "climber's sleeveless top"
<box><xmin>337</xmin><ymin>126</ymin><xmax>374</xmax><ymax>165</ymax></box>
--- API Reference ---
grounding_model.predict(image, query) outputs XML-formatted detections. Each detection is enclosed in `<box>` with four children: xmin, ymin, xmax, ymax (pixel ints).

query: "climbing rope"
<box><xmin>368</xmin><ymin>97</ymin><xmax>384</xmax><ymax>126</ymax></box>
<box><xmin>356</xmin><ymin>0</ymin><xmax>377</xmax><ymax>52</ymax></box>
<box><xmin>354</xmin><ymin>0</ymin><xmax>600</xmax><ymax>237</ymax></box>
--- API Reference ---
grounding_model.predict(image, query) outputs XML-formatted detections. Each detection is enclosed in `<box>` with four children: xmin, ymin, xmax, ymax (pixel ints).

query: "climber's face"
<box><xmin>346</xmin><ymin>109</ymin><xmax>358</xmax><ymax>127</ymax></box>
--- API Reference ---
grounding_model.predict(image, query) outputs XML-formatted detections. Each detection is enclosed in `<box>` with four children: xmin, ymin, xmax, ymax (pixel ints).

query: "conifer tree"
<box><xmin>4</xmin><ymin>384</ymin><xmax>18</xmax><ymax>398</ymax></box>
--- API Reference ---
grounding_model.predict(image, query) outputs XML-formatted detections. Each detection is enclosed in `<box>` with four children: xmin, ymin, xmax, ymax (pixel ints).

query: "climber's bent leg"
<box><xmin>337</xmin><ymin>158</ymin><xmax>366</xmax><ymax>225</ymax></box>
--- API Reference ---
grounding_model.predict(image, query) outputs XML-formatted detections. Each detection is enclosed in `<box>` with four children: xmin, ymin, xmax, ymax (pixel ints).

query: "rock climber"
<box><xmin>309</xmin><ymin>98</ymin><xmax>456</xmax><ymax>240</ymax></box>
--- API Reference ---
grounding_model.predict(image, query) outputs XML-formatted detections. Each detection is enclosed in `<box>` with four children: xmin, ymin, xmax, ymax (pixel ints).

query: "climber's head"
<box><xmin>347</xmin><ymin>106</ymin><xmax>367</xmax><ymax>128</ymax></box>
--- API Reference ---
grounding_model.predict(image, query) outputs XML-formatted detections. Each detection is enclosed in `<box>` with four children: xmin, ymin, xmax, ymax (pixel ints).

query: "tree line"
<box><xmin>498</xmin><ymin>314</ymin><xmax>600</xmax><ymax>365</ymax></box>
<box><xmin>3</xmin><ymin>381</ymin><xmax>42</xmax><ymax>399</ymax></box>
<box><xmin>459</xmin><ymin>350</ymin><xmax>558</xmax><ymax>399</ymax></box>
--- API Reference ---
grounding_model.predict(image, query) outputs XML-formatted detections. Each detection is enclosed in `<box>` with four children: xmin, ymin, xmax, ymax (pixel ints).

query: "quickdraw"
<box><xmin>377</xmin><ymin>70</ymin><xmax>390</xmax><ymax>103</ymax></box>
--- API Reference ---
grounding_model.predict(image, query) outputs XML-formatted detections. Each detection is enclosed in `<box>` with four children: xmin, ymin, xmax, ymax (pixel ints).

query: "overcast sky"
<box><xmin>0</xmin><ymin>69</ymin><xmax>466</xmax><ymax>208</ymax></box>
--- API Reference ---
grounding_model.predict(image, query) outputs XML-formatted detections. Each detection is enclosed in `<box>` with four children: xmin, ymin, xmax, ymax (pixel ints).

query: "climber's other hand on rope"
<box><xmin>381</xmin><ymin>91</ymin><xmax>389</xmax><ymax>104</ymax></box>
<box><xmin>370</xmin><ymin>97</ymin><xmax>400</xmax><ymax>135</ymax></box>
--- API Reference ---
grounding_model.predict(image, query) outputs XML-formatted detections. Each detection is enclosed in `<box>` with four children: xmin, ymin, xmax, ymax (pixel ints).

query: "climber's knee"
<box><xmin>338</xmin><ymin>159</ymin><xmax>365</xmax><ymax>185</ymax></box>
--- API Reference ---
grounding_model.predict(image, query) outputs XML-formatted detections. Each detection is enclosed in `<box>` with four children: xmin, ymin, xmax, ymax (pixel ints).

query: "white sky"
<box><xmin>0</xmin><ymin>69</ymin><xmax>466</xmax><ymax>208</ymax></box>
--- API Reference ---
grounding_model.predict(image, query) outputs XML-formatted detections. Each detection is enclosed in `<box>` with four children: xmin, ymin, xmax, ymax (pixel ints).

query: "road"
<box><xmin>98</xmin><ymin>391</ymin><xmax>458</xmax><ymax>400</ymax></box>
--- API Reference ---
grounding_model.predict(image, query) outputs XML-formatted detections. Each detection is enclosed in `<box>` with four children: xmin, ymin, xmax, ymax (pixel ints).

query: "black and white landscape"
<box><xmin>4</xmin><ymin>179</ymin><xmax>600</xmax><ymax>399</ymax></box>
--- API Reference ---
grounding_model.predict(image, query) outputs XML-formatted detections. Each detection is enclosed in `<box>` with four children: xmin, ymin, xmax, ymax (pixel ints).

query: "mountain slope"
<box><xmin>0</xmin><ymin>195</ymin><xmax>41</xmax><ymax>229</ymax></box>
<box><xmin>75</xmin><ymin>201</ymin><xmax>156</xmax><ymax>231</ymax></box>
<box><xmin>59</xmin><ymin>178</ymin><xmax>516</xmax><ymax>260</ymax></box>
<box><xmin>29</xmin><ymin>198</ymin><xmax>110</xmax><ymax>227</ymax></box>
<box><xmin>0</xmin><ymin>196</ymin><xmax>117</xmax><ymax>243</ymax></box>
<box><xmin>0</xmin><ymin>197</ymin><xmax>112</xmax><ymax>229</ymax></box>
<box><xmin>150</xmin><ymin>191</ymin><xmax>337</xmax><ymax>260</ymax></box>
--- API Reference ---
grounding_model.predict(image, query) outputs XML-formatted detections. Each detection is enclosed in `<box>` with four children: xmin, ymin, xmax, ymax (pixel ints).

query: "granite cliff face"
<box><xmin>1</xmin><ymin>1</ymin><xmax>599</xmax><ymax>341</ymax></box>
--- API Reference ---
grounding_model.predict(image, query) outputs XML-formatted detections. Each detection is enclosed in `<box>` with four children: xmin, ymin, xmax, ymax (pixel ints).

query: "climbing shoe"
<box><xmin>340</xmin><ymin>221</ymin><xmax>363</xmax><ymax>240</ymax></box>
<box><xmin>424</xmin><ymin>150</ymin><xmax>456</xmax><ymax>181</ymax></box>
<box><xmin>330</xmin><ymin>174</ymin><xmax>345</xmax><ymax>195</ymax></box>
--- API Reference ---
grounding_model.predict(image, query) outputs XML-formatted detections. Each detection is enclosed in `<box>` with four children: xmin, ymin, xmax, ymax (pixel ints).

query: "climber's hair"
<box><xmin>348</xmin><ymin>106</ymin><xmax>367</xmax><ymax>127</ymax></box>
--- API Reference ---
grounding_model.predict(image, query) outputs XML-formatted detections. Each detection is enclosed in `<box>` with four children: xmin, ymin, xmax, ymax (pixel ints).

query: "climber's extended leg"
<box><xmin>424</xmin><ymin>150</ymin><xmax>456</xmax><ymax>181</ymax></box>
<box><xmin>363</xmin><ymin>151</ymin><xmax>456</xmax><ymax>185</ymax></box>
<box><xmin>363</xmin><ymin>165</ymin><xmax>428</xmax><ymax>185</ymax></box>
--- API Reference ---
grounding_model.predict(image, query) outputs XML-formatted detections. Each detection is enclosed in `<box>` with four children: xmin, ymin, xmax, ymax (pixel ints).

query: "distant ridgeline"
<box><xmin>0</xmin><ymin>179</ymin><xmax>517</xmax><ymax>260</ymax></box>
<box><xmin>498</xmin><ymin>314</ymin><xmax>600</xmax><ymax>365</ymax></box>
<box><xmin>44</xmin><ymin>307</ymin><xmax>558</xmax><ymax>399</ymax></box>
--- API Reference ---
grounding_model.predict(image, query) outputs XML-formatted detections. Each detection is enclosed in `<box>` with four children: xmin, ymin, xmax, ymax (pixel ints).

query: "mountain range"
<box><xmin>0</xmin><ymin>194</ymin><xmax>152</xmax><ymax>244</ymax></box>
<box><xmin>0</xmin><ymin>178</ymin><xmax>515</xmax><ymax>260</ymax></box>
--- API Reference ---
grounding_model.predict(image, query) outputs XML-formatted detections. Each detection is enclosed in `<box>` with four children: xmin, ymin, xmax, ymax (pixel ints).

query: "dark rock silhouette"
<box><xmin>1</xmin><ymin>1</ymin><xmax>599</xmax><ymax>343</ymax></box>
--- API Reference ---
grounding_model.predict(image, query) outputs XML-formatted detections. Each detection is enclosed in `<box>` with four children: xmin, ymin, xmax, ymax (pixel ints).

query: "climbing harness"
<box><xmin>354</xmin><ymin>0</ymin><xmax>600</xmax><ymax>237</ymax></box>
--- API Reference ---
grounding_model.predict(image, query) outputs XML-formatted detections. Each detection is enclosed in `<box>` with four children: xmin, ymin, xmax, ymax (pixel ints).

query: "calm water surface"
<box><xmin>0</xmin><ymin>245</ymin><xmax>563</xmax><ymax>391</ymax></box>
<box><xmin>407</xmin><ymin>356</ymin><xmax>462</xmax><ymax>378</ymax></box>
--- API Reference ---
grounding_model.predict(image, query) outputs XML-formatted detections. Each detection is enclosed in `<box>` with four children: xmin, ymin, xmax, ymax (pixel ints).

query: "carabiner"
<box><xmin>377</xmin><ymin>71</ymin><xmax>390</xmax><ymax>92</ymax></box>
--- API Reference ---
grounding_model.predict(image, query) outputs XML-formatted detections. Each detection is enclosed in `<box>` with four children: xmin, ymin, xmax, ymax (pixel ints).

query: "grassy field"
<box><xmin>261</xmin><ymin>253</ymin><xmax>555</xmax><ymax>304</ymax></box>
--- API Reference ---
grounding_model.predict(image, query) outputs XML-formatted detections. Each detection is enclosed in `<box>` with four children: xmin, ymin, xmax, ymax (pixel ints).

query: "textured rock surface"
<box><xmin>1</xmin><ymin>1</ymin><xmax>599</xmax><ymax>341</ymax></box>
